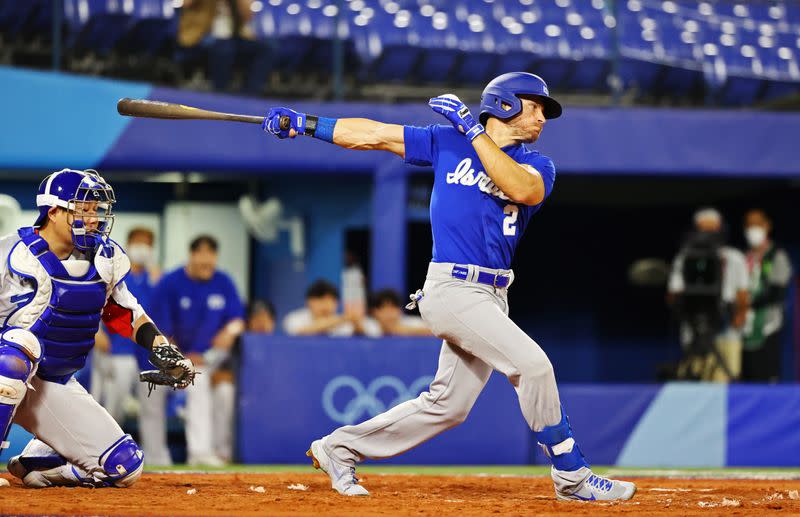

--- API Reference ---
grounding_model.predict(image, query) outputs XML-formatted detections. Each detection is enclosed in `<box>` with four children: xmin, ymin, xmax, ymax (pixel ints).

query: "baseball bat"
<box><xmin>116</xmin><ymin>98</ymin><xmax>291</xmax><ymax>130</ymax></box>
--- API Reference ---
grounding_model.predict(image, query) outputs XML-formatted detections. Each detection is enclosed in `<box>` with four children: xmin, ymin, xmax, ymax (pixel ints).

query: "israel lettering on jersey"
<box><xmin>403</xmin><ymin>124</ymin><xmax>556</xmax><ymax>270</ymax></box>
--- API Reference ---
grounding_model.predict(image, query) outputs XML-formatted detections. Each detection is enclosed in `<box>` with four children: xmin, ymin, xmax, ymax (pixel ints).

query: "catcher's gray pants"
<box><xmin>14</xmin><ymin>376</ymin><xmax>127</xmax><ymax>475</ymax></box>
<box><xmin>326</xmin><ymin>262</ymin><xmax>562</xmax><ymax>465</ymax></box>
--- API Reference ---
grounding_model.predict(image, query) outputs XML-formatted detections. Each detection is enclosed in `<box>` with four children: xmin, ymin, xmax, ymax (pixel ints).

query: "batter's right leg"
<box><xmin>324</xmin><ymin>341</ymin><xmax>492</xmax><ymax>465</ymax></box>
<box><xmin>310</xmin><ymin>340</ymin><xmax>492</xmax><ymax>495</ymax></box>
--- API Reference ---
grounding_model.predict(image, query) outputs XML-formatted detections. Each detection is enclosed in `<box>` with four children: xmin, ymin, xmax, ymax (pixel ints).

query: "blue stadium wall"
<box><xmin>2</xmin><ymin>66</ymin><xmax>800</xmax><ymax>176</ymax></box>
<box><xmin>240</xmin><ymin>336</ymin><xmax>800</xmax><ymax>467</ymax></box>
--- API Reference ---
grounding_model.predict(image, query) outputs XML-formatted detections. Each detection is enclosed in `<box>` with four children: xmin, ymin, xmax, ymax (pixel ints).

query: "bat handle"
<box><xmin>279</xmin><ymin>115</ymin><xmax>291</xmax><ymax>131</ymax></box>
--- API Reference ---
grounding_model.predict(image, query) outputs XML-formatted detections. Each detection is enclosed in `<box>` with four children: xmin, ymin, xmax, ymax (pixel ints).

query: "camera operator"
<box><xmin>667</xmin><ymin>208</ymin><xmax>749</xmax><ymax>381</ymax></box>
<box><xmin>741</xmin><ymin>209</ymin><xmax>793</xmax><ymax>382</ymax></box>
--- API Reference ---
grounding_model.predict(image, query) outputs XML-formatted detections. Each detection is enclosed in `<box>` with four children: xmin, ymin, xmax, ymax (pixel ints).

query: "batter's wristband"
<box><xmin>308</xmin><ymin>116</ymin><xmax>337</xmax><ymax>143</ymax></box>
<box><xmin>305</xmin><ymin>115</ymin><xmax>318</xmax><ymax>136</ymax></box>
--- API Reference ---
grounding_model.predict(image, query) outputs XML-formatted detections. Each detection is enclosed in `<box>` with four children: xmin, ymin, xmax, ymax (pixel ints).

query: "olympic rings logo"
<box><xmin>321</xmin><ymin>375</ymin><xmax>434</xmax><ymax>424</ymax></box>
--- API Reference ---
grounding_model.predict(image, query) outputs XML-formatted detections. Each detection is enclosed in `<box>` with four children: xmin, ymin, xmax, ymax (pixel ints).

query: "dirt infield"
<box><xmin>1</xmin><ymin>472</ymin><xmax>799</xmax><ymax>516</ymax></box>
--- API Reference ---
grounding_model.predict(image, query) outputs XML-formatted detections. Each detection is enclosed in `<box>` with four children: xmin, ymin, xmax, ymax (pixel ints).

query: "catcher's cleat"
<box><xmin>307</xmin><ymin>438</ymin><xmax>369</xmax><ymax>496</ymax></box>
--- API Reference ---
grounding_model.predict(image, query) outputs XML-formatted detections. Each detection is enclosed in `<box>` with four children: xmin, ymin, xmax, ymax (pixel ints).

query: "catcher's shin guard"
<box><xmin>0</xmin><ymin>328</ymin><xmax>41</xmax><ymax>449</ymax></box>
<box><xmin>10</xmin><ymin>436</ymin><xmax>144</xmax><ymax>488</ymax></box>
<box><xmin>99</xmin><ymin>434</ymin><xmax>144</xmax><ymax>487</ymax></box>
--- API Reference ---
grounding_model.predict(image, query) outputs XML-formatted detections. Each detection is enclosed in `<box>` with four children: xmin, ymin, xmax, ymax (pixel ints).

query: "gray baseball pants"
<box><xmin>14</xmin><ymin>376</ymin><xmax>127</xmax><ymax>477</ymax></box>
<box><xmin>325</xmin><ymin>262</ymin><xmax>563</xmax><ymax>465</ymax></box>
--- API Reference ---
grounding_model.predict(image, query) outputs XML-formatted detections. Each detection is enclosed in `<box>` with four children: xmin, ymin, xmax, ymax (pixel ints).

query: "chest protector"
<box><xmin>6</xmin><ymin>228</ymin><xmax>129</xmax><ymax>384</ymax></box>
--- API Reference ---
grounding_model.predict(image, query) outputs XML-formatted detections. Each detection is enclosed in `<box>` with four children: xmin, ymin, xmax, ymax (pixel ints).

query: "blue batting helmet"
<box><xmin>479</xmin><ymin>72</ymin><xmax>562</xmax><ymax>125</ymax></box>
<box><xmin>35</xmin><ymin>168</ymin><xmax>116</xmax><ymax>250</ymax></box>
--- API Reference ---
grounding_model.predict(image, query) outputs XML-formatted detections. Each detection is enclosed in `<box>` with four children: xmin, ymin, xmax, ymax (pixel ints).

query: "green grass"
<box><xmin>146</xmin><ymin>464</ymin><xmax>800</xmax><ymax>478</ymax></box>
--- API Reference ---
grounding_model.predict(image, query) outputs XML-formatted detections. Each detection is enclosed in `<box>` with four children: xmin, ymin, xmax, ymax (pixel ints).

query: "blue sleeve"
<box><xmin>222</xmin><ymin>275</ymin><xmax>245</xmax><ymax>322</ymax></box>
<box><xmin>523</xmin><ymin>154</ymin><xmax>556</xmax><ymax>202</ymax></box>
<box><xmin>149</xmin><ymin>276</ymin><xmax>174</xmax><ymax>339</ymax></box>
<box><xmin>403</xmin><ymin>125</ymin><xmax>438</xmax><ymax>166</ymax></box>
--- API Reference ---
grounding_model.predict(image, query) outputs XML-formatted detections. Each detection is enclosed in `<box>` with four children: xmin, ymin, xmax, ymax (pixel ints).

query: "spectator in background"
<box><xmin>247</xmin><ymin>299</ymin><xmax>276</xmax><ymax>334</ymax></box>
<box><xmin>741</xmin><ymin>209</ymin><xmax>793</xmax><ymax>382</ymax></box>
<box><xmin>283</xmin><ymin>280</ymin><xmax>374</xmax><ymax>336</ymax></box>
<box><xmin>368</xmin><ymin>289</ymin><xmax>432</xmax><ymax>337</ymax></box>
<box><xmin>115</xmin><ymin>228</ymin><xmax>177</xmax><ymax>466</ymax></box>
<box><xmin>151</xmin><ymin>235</ymin><xmax>245</xmax><ymax>466</ymax></box>
<box><xmin>341</xmin><ymin>251</ymin><xmax>368</xmax><ymax>320</ymax></box>
<box><xmin>177</xmin><ymin>0</ymin><xmax>271</xmax><ymax>95</ymax></box>
<box><xmin>92</xmin><ymin>227</ymin><xmax>172</xmax><ymax>454</ymax></box>
<box><xmin>668</xmin><ymin>208</ymin><xmax>749</xmax><ymax>381</ymax></box>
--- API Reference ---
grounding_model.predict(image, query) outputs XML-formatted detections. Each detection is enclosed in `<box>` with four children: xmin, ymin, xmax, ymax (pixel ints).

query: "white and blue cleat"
<box><xmin>556</xmin><ymin>472</ymin><xmax>636</xmax><ymax>502</ymax></box>
<box><xmin>7</xmin><ymin>441</ymin><xmax>83</xmax><ymax>488</ymax></box>
<box><xmin>306</xmin><ymin>438</ymin><xmax>369</xmax><ymax>496</ymax></box>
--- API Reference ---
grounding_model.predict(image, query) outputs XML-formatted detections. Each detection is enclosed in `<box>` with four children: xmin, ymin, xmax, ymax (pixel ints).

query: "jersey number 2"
<box><xmin>503</xmin><ymin>204</ymin><xmax>518</xmax><ymax>236</ymax></box>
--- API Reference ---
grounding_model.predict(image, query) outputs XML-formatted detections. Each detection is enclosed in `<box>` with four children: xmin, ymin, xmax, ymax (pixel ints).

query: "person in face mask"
<box><xmin>741</xmin><ymin>209</ymin><xmax>794</xmax><ymax>382</ymax></box>
<box><xmin>93</xmin><ymin>228</ymin><xmax>172</xmax><ymax>464</ymax></box>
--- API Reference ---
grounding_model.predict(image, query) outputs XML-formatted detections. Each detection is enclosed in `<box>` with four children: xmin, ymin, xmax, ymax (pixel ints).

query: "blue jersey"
<box><xmin>150</xmin><ymin>267</ymin><xmax>244</xmax><ymax>355</ymax></box>
<box><xmin>109</xmin><ymin>269</ymin><xmax>153</xmax><ymax>356</ymax></box>
<box><xmin>404</xmin><ymin>124</ymin><xmax>556</xmax><ymax>270</ymax></box>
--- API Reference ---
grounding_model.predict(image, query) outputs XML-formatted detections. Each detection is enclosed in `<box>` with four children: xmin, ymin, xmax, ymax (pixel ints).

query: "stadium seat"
<box><xmin>720</xmin><ymin>76</ymin><xmax>764</xmax><ymax>105</ymax></box>
<box><xmin>255</xmin><ymin>4</ymin><xmax>317</xmax><ymax>72</ymax></box>
<box><xmin>1</xmin><ymin>0</ymin><xmax>798</xmax><ymax>101</ymax></box>
<box><xmin>449</xmin><ymin>18</ymin><xmax>497</xmax><ymax>85</ymax></box>
<box><xmin>62</xmin><ymin>0</ymin><xmax>133</xmax><ymax>56</ymax></box>
<box><xmin>0</xmin><ymin>0</ymin><xmax>41</xmax><ymax>40</ymax></box>
<box><xmin>762</xmin><ymin>80</ymin><xmax>800</xmax><ymax>102</ymax></box>
<box><xmin>117</xmin><ymin>0</ymin><xmax>176</xmax><ymax>58</ymax></box>
<box><xmin>350</xmin><ymin>4</ymin><xmax>421</xmax><ymax>82</ymax></box>
<box><xmin>617</xmin><ymin>57</ymin><xmax>663</xmax><ymax>94</ymax></box>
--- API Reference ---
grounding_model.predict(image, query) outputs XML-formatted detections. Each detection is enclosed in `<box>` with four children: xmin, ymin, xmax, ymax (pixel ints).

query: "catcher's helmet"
<box><xmin>35</xmin><ymin>168</ymin><xmax>116</xmax><ymax>250</ymax></box>
<box><xmin>479</xmin><ymin>72</ymin><xmax>562</xmax><ymax>124</ymax></box>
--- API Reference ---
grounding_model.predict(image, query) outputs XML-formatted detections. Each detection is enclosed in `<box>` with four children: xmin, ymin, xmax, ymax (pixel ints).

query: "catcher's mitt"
<box><xmin>139</xmin><ymin>343</ymin><xmax>196</xmax><ymax>395</ymax></box>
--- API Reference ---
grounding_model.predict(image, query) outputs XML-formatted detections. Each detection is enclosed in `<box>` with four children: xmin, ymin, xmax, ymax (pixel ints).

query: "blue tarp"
<box><xmin>239</xmin><ymin>335</ymin><xmax>800</xmax><ymax>466</ymax></box>
<box><xmin>238</xmin><ymin>335</ymin><xmax>533</xmax><ymax>464</ymax></box>
<box><xmin>2</xmin><ymin>67</ymin><xmax>799</xmax><ymax>176</ymax></box>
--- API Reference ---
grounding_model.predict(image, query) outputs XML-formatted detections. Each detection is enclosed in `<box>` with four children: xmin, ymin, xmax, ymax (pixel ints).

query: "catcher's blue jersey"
<box><xmin>404</xmin><ymin>124</ymin><xmax>556</xmax><ymax>270</ymax></box>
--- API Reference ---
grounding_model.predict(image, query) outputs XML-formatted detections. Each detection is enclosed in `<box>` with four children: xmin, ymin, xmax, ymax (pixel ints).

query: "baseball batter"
<box><xmin>0</xmin><ymin>169</ymin><xmax>196</xmax><ymax>488</ymax></box>
<box><xmin>263</xmin><ymin>72</ymin><xmax>635</xmax><ymax>501</ymax></box>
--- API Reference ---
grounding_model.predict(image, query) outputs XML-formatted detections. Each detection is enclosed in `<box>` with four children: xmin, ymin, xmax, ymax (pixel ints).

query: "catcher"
<box><xmin>0</xmin><ymin>168</ymin><xmax>195</xmax><ymax>488</ymax></box>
